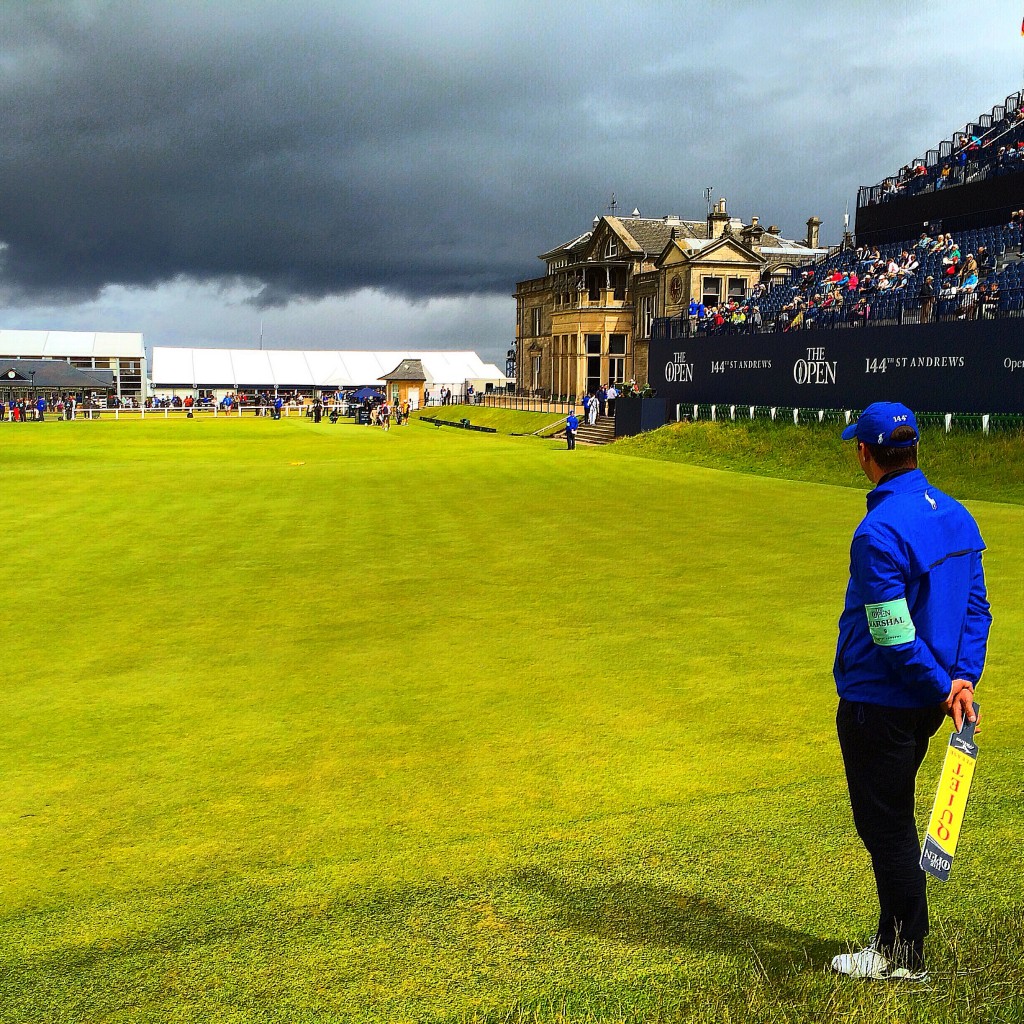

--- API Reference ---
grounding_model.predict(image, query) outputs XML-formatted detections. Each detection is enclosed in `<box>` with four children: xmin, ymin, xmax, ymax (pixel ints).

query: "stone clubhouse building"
<box><xmin>513</xmin><ymin>199</ymin><xmax>826</xmax><ymax>399</ymax></box>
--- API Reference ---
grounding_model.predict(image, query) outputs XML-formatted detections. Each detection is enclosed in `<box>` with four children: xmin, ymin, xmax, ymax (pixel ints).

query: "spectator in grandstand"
<box><xmin>976</xmin><ymin>245</ymin><xmax>995</xmax><ymax>280</ymax></box>
<box><xmin>918</xmin><ymin>276</ymin><xmax>936</xmax><ymax>324</ymax></box>
<box><xmin>959</xmin><ymin>253</ymin><xmax>979</xmax><ymax>291</ymax></box>
<box><xmin>818</xmin><ymin>287</ymin><xmax>839</xmax><ymax>310</ymax></box>
<box><xmin>852</xmin><ymin>297</ymin><xmax>871</xmax><ymax>325</ymax></box>
<box><xmin>954</xmin><ymin>147</ymin><xmax>968</xmax><ymax>181</ymax></box>
<box><xmin>749</xmin><ymin>305</ymin><xmax>763</xmax><ymax>332</ymax></box>
<box><xmin>936</xmin><ymin>163</ymin><xmax>952</xmax><ymax>189</ymax></box>
<box><xmin>941</xmin><ymin>243</ymin><xmax>961</xmax><ymax>277</ymax></box>
<box><xmin>859</xmin><ymin>247</ymin><xmax>881</xmax><ymax>271</ymax></box>
<box><xmin>979</xmin><ymin>282</ymin><xmax>1000</xmax><ymax>319</ymax></box>
<box><xmin>847</xmin><ymin>270</ymin><xmax>860</xmax><ymax>293</ymax></box>
<box><xmin>827</xmin><ymin>267</ymin><xmax>849</xmax><ymax>288</ymax></box>
<box><xmin>938</xmin><ymin>279</ymin><xmax>959</xmax><ymax>312</ymax></box>
<box><xmin>915</xmin><ymin>232</ymin><xmax>933</xmax><ymax>251</ymax></box>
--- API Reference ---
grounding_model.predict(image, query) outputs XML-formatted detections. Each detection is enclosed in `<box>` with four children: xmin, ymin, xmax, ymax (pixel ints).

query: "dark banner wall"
<box><xmin>648</xmin><ymin>318</ymin><xmax>1024</xmax><ymax>415</ymax></box>
<box><xmin>855</xmin><ymin>173</ymin><xmax>1024</xmax><ymax>245</ymax></box>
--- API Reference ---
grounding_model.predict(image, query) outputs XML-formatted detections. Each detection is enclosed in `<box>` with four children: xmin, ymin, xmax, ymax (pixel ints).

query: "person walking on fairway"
<box><xmin>565</xmin><ymin>408</ymin><xmax>579</xmax><ymax>450</ymax></box>
<box><xmin>831</xmin><ymin>402</ymin><xmax>991</xmax><ymax>982</ymax></box>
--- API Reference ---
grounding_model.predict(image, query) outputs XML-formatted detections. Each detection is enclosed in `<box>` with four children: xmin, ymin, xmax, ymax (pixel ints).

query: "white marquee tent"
<box><xmin>150</xmin><ymin>347</ymin><xmax>507</xmax><ymax>396</ymax></box>
<box><xmin>0</xmin><ymin>329</ymin><xmax>145</xmax><ymax>359</ymax></box>
<box><xmin>0</xmin><ymin>330</ymin><xmax>147</xmax><ymax>398</ymax></box>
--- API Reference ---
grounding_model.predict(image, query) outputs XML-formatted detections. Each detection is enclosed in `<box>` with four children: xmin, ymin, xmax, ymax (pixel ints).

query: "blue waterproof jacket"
<box><xmin>834</xmin><ymin>468</ymin><xmax>991</xmax><ymax>707</ymax></box>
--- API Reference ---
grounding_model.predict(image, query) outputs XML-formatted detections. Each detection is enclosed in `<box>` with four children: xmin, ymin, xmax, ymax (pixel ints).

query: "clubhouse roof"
<box><xmin>0</xmin><ymin>358</ymin><xmax>115</xmax><ymax>391</ymax></box>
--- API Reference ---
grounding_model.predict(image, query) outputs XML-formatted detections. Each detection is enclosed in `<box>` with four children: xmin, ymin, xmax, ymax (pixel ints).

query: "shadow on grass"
<box><xmin>510</xmin><ymin>866</ymin><xmax>835</xmax><ymax>972</ymax></box>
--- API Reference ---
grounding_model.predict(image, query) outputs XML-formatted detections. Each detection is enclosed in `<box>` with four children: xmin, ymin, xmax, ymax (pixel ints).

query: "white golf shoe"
<box><xmin>831</xmin><ymin>940</ymin><xmax>929</xmax><ymax>982</ymax></box>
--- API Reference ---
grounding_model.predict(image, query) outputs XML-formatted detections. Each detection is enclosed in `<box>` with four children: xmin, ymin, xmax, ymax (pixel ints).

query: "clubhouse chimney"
<box><xmin>708</xmin><ymin>198</ymin><xmax>730</xmax><ymax>239</ymax></box>
<box><xmin>806</xmin><ymin>216</ymin><xmax>821</xmax><ymax>249</ymax></box>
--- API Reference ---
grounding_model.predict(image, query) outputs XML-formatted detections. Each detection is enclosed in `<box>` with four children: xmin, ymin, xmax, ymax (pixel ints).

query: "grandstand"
<box><xmin>856</xmin><ymin>89</ymin><xmax>1024</xmax><ymax>245</ymax></box>
<box><xmin>858</xmin><ymin>89</ymin><xmax>1024</xmax><ymax>209</ymax></box>
<box><xmin>654</xmin><ymin>90</ymin><xmax>1024</xmax><ymax>342</ymax></box>
<box><xmin>645</xmin><ymin>90</ymin><xmax>1024</xmax><ymax>421</ymax></box>
<box><xmin>654</xmin><ymin>216</ymin><xmax>1024</xmax><ymax>340</ymax></box>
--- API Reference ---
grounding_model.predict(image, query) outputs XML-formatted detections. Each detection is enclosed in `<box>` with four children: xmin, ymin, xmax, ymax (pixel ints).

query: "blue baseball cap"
<box><xmin>841</xmin><ymin>402</ymin><xmax>920</xmax><ymax>446</ymax></box>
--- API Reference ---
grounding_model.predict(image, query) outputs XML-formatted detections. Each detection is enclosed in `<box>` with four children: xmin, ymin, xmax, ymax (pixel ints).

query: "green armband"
<box><xmin>864</xmin><ymin>598</ymin><xmax>916</xmax><ymax>646</ymax></box>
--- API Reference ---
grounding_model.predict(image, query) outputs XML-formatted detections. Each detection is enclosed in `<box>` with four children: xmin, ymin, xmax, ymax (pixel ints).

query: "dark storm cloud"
<box><xmin>0</xmin><ymin>1</ymin><xmax>989</xmax><ymax>307</ymax></box>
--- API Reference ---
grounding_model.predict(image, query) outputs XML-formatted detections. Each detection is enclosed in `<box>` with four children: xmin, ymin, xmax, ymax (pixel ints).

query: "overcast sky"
<box><xmin>1</xmin><ymin>1</ymin><xmax>1023</xmax><ymax>362</ymax></box>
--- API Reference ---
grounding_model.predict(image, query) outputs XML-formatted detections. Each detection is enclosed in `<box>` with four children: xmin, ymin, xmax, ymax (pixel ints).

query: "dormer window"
<box><xmin>605</xmin><ymin>237</ymin><xmax>618</xmax><ymax>258</ymax></box>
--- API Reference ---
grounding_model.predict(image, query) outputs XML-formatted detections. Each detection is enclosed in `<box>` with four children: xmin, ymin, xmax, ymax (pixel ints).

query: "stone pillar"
<box><xmin>708</xmin><ymin>198</ymin><xmax>730</xmax><ymax>239</ymax></box>
<box><xmin>806</xmin><ymin>216</ymin><xmax>821</xmax><ymax>249</ymax></box>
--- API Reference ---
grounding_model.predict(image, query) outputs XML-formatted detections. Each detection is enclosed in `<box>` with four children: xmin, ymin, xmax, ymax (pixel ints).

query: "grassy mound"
<box><xmin>1</xmin><ymin>418</ymin><xmax>1020</xmax><ymax>1023</ymax></box>
<box><xmin>412</xmin><ymin>404</ymin><xmax>566</xmax><ymax>436</ymax></box>
<box><xmin>611</xmin><ymin>418</ymin><xmax>1024</xmax><ymax>505</ymax></box>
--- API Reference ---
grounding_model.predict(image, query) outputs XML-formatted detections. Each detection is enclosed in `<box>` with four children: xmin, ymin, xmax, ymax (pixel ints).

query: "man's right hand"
<box><xmin>945</xmin><ymin>678</ymin><xmax>977</xmax><ymax>733</ymax></box>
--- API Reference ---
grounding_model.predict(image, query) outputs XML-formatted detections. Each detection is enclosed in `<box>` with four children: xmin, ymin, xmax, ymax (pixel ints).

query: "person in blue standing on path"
<box><xmin>35</xmin><ymin>395</ymin><xmax>46</xmax><ymax>421</ymax></box>
<box><xmin>565</xmin><ymin>408</ymin><xmax>579</xmax><ymax>450</ymax></box>
<box><xmin>830</xmin><ymin>401</ymin><xmax>991</xmax><ymax>983</ymax></box>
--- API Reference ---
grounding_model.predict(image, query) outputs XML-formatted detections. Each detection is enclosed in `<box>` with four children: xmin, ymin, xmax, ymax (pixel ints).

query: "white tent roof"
<box><xmin>0</xmin><ymin>330</ymin><xmax>144</xmax><ymax>359</ymax></box>
<box><xmin>151</xmin><ymin>347</ymin><xmax>508</xmax><ymax>389</ymax></box>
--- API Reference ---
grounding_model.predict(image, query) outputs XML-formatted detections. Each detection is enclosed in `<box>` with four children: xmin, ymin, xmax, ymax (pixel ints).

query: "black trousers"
<box><xmin>836</xmin><ymin>698</ymin><xmax>945</xmax><ymax>966</ymax></box>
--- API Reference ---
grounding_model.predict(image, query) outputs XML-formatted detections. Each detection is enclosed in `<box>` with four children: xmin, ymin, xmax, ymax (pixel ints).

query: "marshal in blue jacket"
<box><xmin>834</xmin><ymin>468</ymin><xmax>991</xmax><ymax>708</ymax></box>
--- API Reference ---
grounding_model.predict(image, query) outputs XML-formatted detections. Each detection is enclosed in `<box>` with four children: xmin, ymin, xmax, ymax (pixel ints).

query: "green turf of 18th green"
<box><xmin>1</xmin><ymin>415</ymin><xmax>1021</xmax><ymax>1023</ymax></box>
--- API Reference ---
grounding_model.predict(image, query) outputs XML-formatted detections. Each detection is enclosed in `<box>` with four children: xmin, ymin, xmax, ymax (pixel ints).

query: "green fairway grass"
<box><xmin>1</xmin><ymin>418</ymin><xmax>1021</xmax><ymax>1023</ymax></box>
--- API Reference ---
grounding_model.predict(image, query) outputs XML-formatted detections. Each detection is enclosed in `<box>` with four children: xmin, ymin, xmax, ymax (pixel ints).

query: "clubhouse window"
<box><xmin>608</xmin><ymin>334</ymin><xmax>626</xmax><ymax>355</ymax></box>
<box><xmin>585</xmin><ymin>334</ymin><xmax>601</xmax><ymax>355</ymax></box>
<box><xmin>639</xmin><ymin>294</ymin><xmax>654</xmax><ymax>338</ymax></box>
<box><xmin>702</xmin><ymin>276</ymin><xmax>722</xmax><ymax>307</ymax></box>
<box><xmin>728</xmin><ymin>277</ymin><xmax>747</xmax><ymax>302</ymax></box>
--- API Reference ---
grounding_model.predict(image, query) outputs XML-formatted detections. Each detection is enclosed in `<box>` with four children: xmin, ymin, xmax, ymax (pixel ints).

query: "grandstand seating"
<box><xmin>858</xmin><ymin>90</ymin><xmax>1024</xmax><ymax>207</ymax></box>
<box><xmin>661</xmin><ymin>218</ymin><xmax>1024</xmax><ymax>339</ymax></box>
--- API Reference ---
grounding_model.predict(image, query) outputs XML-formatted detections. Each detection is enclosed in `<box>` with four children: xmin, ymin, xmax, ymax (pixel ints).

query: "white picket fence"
<box><xmin>70</xmin><ymin>405</ymin><xmax>318</xmax><ymax>420</ymax></box>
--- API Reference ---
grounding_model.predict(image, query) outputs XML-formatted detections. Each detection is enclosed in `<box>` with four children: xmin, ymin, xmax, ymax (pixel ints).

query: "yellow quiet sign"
<box><xmin>921</xmin><ymin>711</ymin><xmax>979</xmax><ymax>882</ymax></box>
